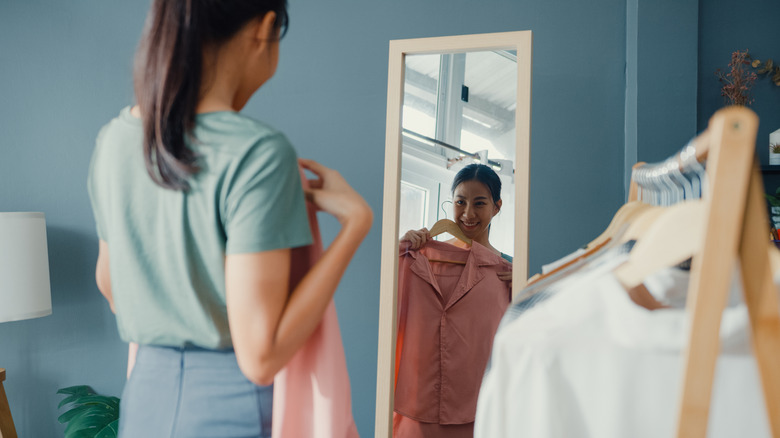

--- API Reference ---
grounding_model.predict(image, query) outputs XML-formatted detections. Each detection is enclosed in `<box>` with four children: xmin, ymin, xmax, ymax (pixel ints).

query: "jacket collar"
<box><xmin>401</xmin><ymin>240</ymin><xmax>504</xmax><ymax>309</ymax></box>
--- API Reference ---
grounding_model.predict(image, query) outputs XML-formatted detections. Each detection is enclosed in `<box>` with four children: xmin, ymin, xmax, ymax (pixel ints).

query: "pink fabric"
<box><xmin>393</xmin><ymin>412</ymin><xmax>473</xmax><ymax>438</ymax></box>
<box><xmin>395</xmin><ymin>240</ymin><xmax>511</xmax><ymax>425</ymax></box>
<box><xmin>272</xmin><ymin>169</ymin><xmax>359</xmax><ymax>438</ymax></box>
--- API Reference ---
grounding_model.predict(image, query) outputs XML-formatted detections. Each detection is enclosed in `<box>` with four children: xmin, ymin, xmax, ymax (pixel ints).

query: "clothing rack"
<box><xmin>632</xmin><ymin>107</ymin><xmax>780</xmax><ymax>437</ymax></box>
<box><xmin>402</xmin><ymin>128</ymin><xmax>504</xmax><ymax>169</ymax></box>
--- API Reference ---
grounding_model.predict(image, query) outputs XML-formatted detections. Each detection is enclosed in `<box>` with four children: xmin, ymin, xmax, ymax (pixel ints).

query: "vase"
<box><xmin>771</xmin><ymin>129</ymin><xmax>780</xmax><ymax>165</ymax></box>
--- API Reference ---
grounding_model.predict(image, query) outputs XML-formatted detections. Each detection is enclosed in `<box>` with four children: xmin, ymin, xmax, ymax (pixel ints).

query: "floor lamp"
<box><xmin>0</xmin><ymin>212</ymin><xmax>52</xmax><ymax>438</ymax></box>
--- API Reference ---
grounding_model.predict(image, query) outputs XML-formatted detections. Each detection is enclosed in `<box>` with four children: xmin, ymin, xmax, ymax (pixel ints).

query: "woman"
<box><xmin>395</xmin><ymin>163</ymin><xmax>512</xmax><ymax>437</ymax></box>
<box><xmin>87</xmin><ymin>1</ymin><xmax>372</xmax><ymax>436</ymax></box>
<box><xmin>401</xmin><ymin>163</ymin><xmax>512</xmax><ymax>283</ymax></box>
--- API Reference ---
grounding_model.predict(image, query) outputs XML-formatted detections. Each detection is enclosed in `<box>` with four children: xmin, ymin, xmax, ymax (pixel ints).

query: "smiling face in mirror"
<box><xmin>452</xmin><ymin>168</ymin><xmax>503</xmax><ymax>247</ymax></box>
<box><xmin>393</xmin><ymin>49</ymin><xmax>518</xmax><ymax>437</ymax></box>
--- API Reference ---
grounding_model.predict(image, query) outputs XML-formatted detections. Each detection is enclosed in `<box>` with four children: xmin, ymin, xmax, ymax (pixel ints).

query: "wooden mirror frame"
<box><xmin>374</xmin><ymin>31</ymin><xmax>532</xmax><ymax>437</ymax></box>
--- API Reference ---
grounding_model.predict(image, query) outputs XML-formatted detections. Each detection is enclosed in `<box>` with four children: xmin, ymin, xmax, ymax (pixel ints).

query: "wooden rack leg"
<box><xmin>738</xmin><ymin>167</ymin><xmax>780</xmax><ymax>436</ymax></box>
<box><xmin>675</xmin><ymin>108</ymin><xmax>758</xmax><ymax>438</ymax></box>
<box><xmin>0</xmin><ymin>369</ymin><xmax>19</xmax><ymax>438</ymax></box>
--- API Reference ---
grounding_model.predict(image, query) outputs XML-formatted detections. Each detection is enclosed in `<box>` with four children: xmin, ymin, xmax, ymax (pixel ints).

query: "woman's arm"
<box><xmin>127</xmin><ymin>342</ymin><xmax>139</xmax><ymax>379</ymax></box>
<box><xmin>95</xmin><ymin>239</ymin><xmax>115</xmax><ymax>312</ymax></box>
<box><xmin>226</xmin><ymin>159</ymin><xmax>372</xmax><ymax>386</ymax></box>
<box><xmin>96</xmin><ymin>241</ymin><xmax>139</xmax><ymax>378</ymax></box>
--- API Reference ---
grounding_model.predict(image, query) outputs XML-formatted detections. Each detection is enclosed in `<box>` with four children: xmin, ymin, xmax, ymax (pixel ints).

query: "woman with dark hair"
<box><xmin>401</xmin><ymin>163</ymin><xmax>513</xmax><ymax>283</ymax></box>
<box><xmin>395</xmin><ymin>163</ymin><xmax>512</xmax><ymax>437</ymax></box>
<box><xmin>87</xmin><ymin>1</ymin><xmax>372</xmax><ymax>436</ymax></box>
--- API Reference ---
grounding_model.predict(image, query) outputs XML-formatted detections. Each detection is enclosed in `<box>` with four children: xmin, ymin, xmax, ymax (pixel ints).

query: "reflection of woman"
<box><xmin>401</xmin><ymin>163</ymin><xmax>512</xmax><ymax>284</ymax></box>
<box><xmin>395</xmin><ymin>163</ymin><xmax>512</xmax><ymax>438</ymax></box>
<box><xmin>87</xmin><ymin>1</ymin><xmax>372</xmax><ymax>436</ymax></box>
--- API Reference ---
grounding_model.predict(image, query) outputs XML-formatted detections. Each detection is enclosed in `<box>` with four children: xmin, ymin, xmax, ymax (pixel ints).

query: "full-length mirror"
<box><xmin>376</xmin><ymin>32</ymin><xmax>532</xmax><ymax>438</ymax></box>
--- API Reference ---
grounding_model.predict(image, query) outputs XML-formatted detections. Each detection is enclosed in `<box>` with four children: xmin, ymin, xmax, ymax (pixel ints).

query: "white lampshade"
<box><xmin>0</xmin><ymin>212</ymin><xmax>52</xmax><ymax>323</ymax></box>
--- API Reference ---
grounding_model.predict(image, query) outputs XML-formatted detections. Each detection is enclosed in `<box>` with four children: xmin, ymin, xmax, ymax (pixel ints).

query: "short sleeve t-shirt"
<box><xmin>87</xmin><ymin>107</ymin><xmax>313</xmax><ymax>349</ymax></box>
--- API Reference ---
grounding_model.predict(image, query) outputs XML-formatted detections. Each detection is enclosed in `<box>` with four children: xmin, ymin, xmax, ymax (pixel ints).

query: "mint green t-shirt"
<box><xmin>87</xmin><ymin>107</ymin><xmax>313</xmax><ymax>349</ymax></box>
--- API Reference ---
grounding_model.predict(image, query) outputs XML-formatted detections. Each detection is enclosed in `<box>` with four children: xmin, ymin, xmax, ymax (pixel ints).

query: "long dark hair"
<box><xmin>134</xmin><ymin>0</ymin><xmax>289</xmax><ymax>190</ymax></box>
<box><xmin>451</xmin><ymin>163</ymin><xmax>502</xmax><ymax>203</ymax></box>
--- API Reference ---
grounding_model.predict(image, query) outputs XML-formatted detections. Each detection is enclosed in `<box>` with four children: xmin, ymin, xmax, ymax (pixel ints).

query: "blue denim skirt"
<box><xmin>118</xmin><ymin>345</ymin><xmax>273</xmax><ymax>438</ymax></box>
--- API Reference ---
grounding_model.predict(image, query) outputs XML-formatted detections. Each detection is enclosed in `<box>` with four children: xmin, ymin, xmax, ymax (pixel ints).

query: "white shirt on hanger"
<box><xmin>475</xmin><ymin>254</ymin><xmax>769</xmax><ymax>438</ymax></box>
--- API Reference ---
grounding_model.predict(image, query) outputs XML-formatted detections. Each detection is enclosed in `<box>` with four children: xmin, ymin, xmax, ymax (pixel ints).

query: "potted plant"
<box><xmin>771</xmin><ymin>142</ymin><xmax>780</xmax><ymax>165</ymax></box>
<box><xmin>57</xmin><ymin>385</ymin><xmax>120</xmax><ymax>438</ymax></box>
<box><xmin>749</xmin><ymin>53</ymin><xmax>780</xmax><ymax>166</ymax></box>
<box><xmin>765</xmin><ymin>187</ymin><xmax>780</xmax><ymax>233</ymax></box>
<box><xmin>715</xmin><ymin>49</ymin><xmax>758</xmax><ymax>107</ymax></box>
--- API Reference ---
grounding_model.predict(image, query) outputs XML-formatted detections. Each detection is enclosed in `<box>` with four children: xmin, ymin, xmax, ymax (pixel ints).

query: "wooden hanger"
<box><xmin>425</xmin><ymin>219</ymin><xmax>470</xmax><ymax>264</ymax></box>
<box><xmin>612</xmin><ymin>200</ymin><xmax>705</xmax><ymax>289</ymax></box>
<box><xmin>526</xmin><ymin>238</ymin><xmax>611</xmax><ymax>286</ymax></box>
<box><xmin>527</xmin><ymin>183</ymin><xmax>654</xmax><ymax>285</ymax></box>
<box><xmin>429</xmin><ymin>219</ymin><xmax>471</xmax><ymax>245</ymax></box>
<box><xmin>618</xmin><ymin>204</ymin><xmax>666</xmax><ymax>243</ymax></box>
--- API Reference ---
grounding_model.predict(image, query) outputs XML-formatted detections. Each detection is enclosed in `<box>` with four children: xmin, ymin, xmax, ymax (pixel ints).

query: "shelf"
<box><xmin>761</xmin><ymin>165</ymin><xmax>780</xmax><ymax>174</ymax></box>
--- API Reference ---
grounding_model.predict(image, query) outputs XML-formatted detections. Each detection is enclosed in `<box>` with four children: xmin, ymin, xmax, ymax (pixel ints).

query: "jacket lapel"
<box><xmin>443</xmin><ymin>242</ymin><xmax>502</xmax><ymax>310</ymax></box>
<box><xmin>402</xmin><ymin>247</ymin><xmax>443</xmax><ymax>298</ymax></box>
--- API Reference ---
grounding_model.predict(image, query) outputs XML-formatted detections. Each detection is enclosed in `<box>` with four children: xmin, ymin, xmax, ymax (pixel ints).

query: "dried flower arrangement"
<box><xmin>715</xmin><ymin>50</ymin><xmax>758</xmax><ymax>106</ymax></box>
<box><xmin>749</xmin><ymin>55</ymin><xmax>780</xmax><ymax>87</ymax></box>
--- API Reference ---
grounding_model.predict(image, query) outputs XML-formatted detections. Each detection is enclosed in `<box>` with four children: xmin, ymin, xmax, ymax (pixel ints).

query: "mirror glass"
<box><xmin>399</xmin><ymin>50</ymin><xmax>517</xmax><ymax>254</ymax></box>
<box><xmin>393</xmin><ymin>50</ymin><xmax>518</xmax><ymax>437</ymax></box>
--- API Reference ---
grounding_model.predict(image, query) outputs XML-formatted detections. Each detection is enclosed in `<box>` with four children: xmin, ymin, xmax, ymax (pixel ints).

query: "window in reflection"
<box><xmin>400</xmin><ymin>50</ymin><xmax>517</xmax><ymax>257</ymax></box>
<box><xmin>402</xmin><ymin>54</ymin><xmax>440</xmax><ymax>139</ymax></box>
<box><xmin>398</xmin><ymin>181</ymin><xmax>429</xmax><ymax>238</ymax></box>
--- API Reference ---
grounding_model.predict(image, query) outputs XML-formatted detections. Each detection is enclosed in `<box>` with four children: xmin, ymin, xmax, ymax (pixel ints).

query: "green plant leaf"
<box><xmin>63</xmin><ymin>404</ymin><xmax>115</xmax><ymax>427</ymax></box>
<box><xmin>58</xmin><ymin>386</ymin><xmax>120</xmax><ymax>438</ymax></box>
<box><xmin>58</xmin><ymin>387</ymin><xmax>98</xmax><ymax>409</ymax></box>
<box><xmin>70</xmin><ymin>395</ymin><xmax>120</xmax><ymax>410</ymax></box>
<box><xmin>57</xmin><ymin>385</ymin><xmax>95</xmax><ymax>396</ymax></box>
<box><xmin>57</xmin><ymin>385</ymin><xmax>90</xmax><ymax>395</ymax></box>
<box><xmin>58</xmin><ymin>405</ymin><xmax>93</xmax><ymax>424</ymax></box>
<box><xmin>65</xmin><ymin>411</ymin><xmax>117</xmax><ymax>436</ymax></box>
<box><xmin>765</xmin><ymin>194</ymin><xmax>780</xmax><ymax>207</ymax></box>
<box><xmin>69</xmin><ymin>429</ymin><xmax>100</xmax><ymax>438</ymax></box>
<box><xmin>61</xmin><ymin>394</ymin><xmax>119</xmax><ymax>411</ymax></box>
<box><xmin>94</xmin><ymin>419</ymin><xmax>120</xmax><ymax>438</ymax></box>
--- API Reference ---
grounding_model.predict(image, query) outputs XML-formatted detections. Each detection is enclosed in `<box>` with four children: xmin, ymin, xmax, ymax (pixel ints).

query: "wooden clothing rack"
<box><xmin>633</xmin><ymin>107</ymin><xmax>780</xmax><ymax>437</ymax></box>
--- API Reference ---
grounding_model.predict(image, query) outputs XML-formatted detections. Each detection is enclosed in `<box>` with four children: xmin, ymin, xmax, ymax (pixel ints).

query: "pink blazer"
<box><xmin>272</xmin><ymin>170</ymin><xmax>359</xmax><ymax>438</ymax></box>
<box><xmin>395</xmin><ymin>240</ymin><xmax>511</xmax><ymax>424</ymax></box>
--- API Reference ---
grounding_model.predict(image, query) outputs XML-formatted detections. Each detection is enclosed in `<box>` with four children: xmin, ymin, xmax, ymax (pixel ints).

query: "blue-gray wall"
<box><xmin>625</xmin><ymin>0</ymin><xmax>699</xmax><ymax>191</ymax></box>
<box><xmin>698</xmin><ymin>0</ymin><xmax>780</xmax><ymax>171</ymax></box>
<box><xmin>3</xmin><ymin>0</ymin><xmax>765</xmax><ymax>436</ymax></box>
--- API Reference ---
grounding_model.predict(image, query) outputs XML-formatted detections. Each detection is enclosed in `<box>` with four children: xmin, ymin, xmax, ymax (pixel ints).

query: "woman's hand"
<box><xmin>299</xmin><ymin>158</ymin><xmax>372</xmax><ymax>232</ymax></box>
<box><xmin>400</xmin><ymin>228</ymin><xmax>430</xmax><ymax>250</ymax></box>
<box><xmin>498</xmin><ymin>269</ymin><xmax>512</xmax><ymax>290</ymax></box>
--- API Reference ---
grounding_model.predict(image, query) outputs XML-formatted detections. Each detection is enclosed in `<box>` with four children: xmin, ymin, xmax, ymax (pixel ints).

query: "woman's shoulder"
<box><xmin>93</xmin><ymin>106</ymin><xmax>142</xmax><ymax>153</ymax></box>
<box><xmin>197</xmin><ymin>111</ymin><xmax>281</xmax><ymax>139</ymax></box>
<box><xmin>194</xmin><ymin>112</ymin><xmax>294</xmax><ymax>155</ymax></box>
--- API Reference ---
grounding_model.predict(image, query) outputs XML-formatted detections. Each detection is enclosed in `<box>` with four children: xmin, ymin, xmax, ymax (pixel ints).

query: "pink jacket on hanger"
<box><xmin>395</xmin><ymin>240</ymin><xmax>511</xmax><ymax>425</ymax></box>
<box><xmin>272</xmin><ymin>169</ymin><xmax>359</xmax><ymax>438</ymax></box>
